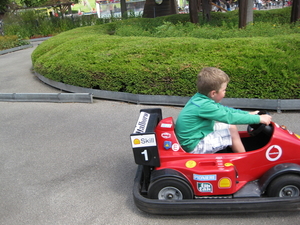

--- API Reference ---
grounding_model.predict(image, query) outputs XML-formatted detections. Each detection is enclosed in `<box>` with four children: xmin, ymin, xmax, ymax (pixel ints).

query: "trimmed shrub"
<box><xmin>31</xmin><ymin>8</ymin><xmax>300</xmax><ymax>99</ymax></box>
<box><xmin>32</xmin><ymin>31</ymin><xmax>300</xmax><ymax>99</ymax></box>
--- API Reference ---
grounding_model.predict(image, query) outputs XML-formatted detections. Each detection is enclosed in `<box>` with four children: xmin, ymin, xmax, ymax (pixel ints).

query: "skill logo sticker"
<box><xmin>131</xmin><ymin>134</ymin><xmax>156</xmax><ymax>148</ymax></box>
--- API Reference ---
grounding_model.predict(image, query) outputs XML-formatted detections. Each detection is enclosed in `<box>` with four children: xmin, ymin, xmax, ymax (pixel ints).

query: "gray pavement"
<box><xmin>0</xmin><ymin>42</ymin><xmax>62</xmax><ymax>93</ymax></box>
<box><xmin>0</xmin><ymin>41</ymin><xmax>300</xmax><ymax>225</ymax></box>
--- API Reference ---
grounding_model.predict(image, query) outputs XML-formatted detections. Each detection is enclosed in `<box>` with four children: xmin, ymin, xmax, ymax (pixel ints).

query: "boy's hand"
<box><xmin>259</xmin><ymin>114</ymin><xmax>272</xmax><ymax>125</ymax></box>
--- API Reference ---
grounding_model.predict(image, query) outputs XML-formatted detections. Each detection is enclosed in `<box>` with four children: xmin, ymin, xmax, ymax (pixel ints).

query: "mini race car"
<box><xmin>130</xmin><ymin>108</ymin><xmax>300</xmax><ymax>215</ymax></box>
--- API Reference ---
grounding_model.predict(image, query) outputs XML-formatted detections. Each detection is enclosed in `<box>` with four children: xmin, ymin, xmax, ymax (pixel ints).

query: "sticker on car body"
<box><xmin>160</xmin><ymin>123</ymin><xmax>172</xmax><ymax>128</ymax></box>
<box><xmin>172</xmin><ymin>143</ymin><xmax>180</xmax><ymax>151</ymax></box>
<box><xmin>266</xmin><ymin>145</ymin><xmax>282</xmax><ymax>161</ymax></box>
<box><xmin>197</xmin><ymin>182</ymin><xmax>213</xmax><ymax>193</ymax></box>
<box><xmin>133</xmin><ymin>112</ymin><xmax>150</xmax><ymax>133</ymax></box>
<box><xmin>193</xmin><ymin>174</ymin><xmax>217</xmax><ymax>181</ymax></box>
<box><xmin>131</xmin><ymin>134</ymin><xmax>156</xmax><ymax>148</ymax></box>
<box><xmin>218</xmin><ymin>177</ymin><xmax>232</xmax><ymax>189</ymax></box>
<box><xmin>161</xmin><ymin>132</ymin><xmax>171</xmax><ymax>139</ymax></box>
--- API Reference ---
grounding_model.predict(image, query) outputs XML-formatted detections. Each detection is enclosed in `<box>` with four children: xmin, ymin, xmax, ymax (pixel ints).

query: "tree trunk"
<box><xmin>120</xmin><ymin>0</ymin><xmax>127</xmax><ymax>18</ymax></box>
<box><xmin>246</xmin><ymin>0</ymin><xmax>253</xmax><ymax>24</ymax></box>
<box><xmin>189</xmin><ymin>0</ymin><xmax>199</xmax><ymax>24</ymax></box>
<box><xmin>202</xmin><ymin>0</ymin><xmax>211</xmax><ymax>22</ymax></box>
<box><xmin>291</xmin><ymin>0</ymin><xmax>300</xmax><ymax>23</ymax></box>
<box><xmin>143</xmin><ymin>0</ymin><xmax>178</xmax><ymax>18</ymax></box>
<box><xmin>238</xmin><ymin>0</ymin><xmax>248</xmax><ymax>28</ymax></box>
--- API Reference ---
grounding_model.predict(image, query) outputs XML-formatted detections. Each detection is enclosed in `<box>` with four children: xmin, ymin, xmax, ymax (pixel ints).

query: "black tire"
<box><xmin>148</xmin><ymin>177</ymin><xmax>193</xmax><ymax>200</ymax></box>
<box><xmin>266</xmin><ymin>174</ymin><xmax>300</xmax><ymax>197</ymax></box>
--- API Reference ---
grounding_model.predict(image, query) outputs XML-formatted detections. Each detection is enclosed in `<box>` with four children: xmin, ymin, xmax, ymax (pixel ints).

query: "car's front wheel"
<box><xmin>148</xmin><ymin>177</ymin><xmax>193</xmax><ymax>200</ymax></box>
<box><xmin>267</xmin><ymin>174</ymin><xmax>300</xmax><ymax>197</ymax></box>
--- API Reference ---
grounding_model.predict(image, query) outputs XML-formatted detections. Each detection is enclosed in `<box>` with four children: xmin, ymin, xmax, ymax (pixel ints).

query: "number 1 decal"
<box><xmin>141</xmin><ymin>149</ymin><xmax>149</xmax><ymax>161</ymax></box>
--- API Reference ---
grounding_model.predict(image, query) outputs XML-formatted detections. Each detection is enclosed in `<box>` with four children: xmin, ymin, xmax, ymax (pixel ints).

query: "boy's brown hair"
<box><xmin>196</xmin><ymin>67</ymin><xmax>230</xmax><ymax>96</ymax></box>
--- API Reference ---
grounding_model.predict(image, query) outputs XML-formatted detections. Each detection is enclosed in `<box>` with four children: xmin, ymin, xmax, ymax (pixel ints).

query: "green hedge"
<box><xmin>32</xmin><ymin>8</ymin><xmax>300</xmax><ymax>99</ymax></box>
<box><xmin>0</xmin><ymin>35</ymin><xmax>29</xmax><ymax>50</ymax></box>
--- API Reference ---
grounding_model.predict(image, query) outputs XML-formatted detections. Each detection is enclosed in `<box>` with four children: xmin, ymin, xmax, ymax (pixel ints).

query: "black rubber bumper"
<box><xmin>133</xmin><ymin>165</ymin><xmax>300</xmax><ymax>215</ymax></box>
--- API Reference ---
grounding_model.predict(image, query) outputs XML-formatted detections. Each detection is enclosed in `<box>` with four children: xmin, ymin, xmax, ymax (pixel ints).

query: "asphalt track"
<box><xmin>0</xmin><ymin>41</ymin><xmax>300</xmax><ymax>225</ymax></box>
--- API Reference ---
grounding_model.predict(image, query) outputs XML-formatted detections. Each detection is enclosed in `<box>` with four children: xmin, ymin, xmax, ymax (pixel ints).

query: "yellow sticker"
<box><xmin>186</xmin><ymin>160</ymin><xmax>197</xmax><ymax>168</ymax></box>
<box><xmin>224</xmin><ymin>163</ymin><xmax>234</xmax><ymax>167</ymax></box>
<box><xmin>133</xmin><ymin>139</ymin><xmax>140</xmax><ymax>145</ymax></box>
<box><xmin>295</xmin><ymin>134</ymin><xmax>300</xmax><ymax>139</ymax></box>
<box><xmin>219</xmin><ymin>178</ymin><xmax>232</xmax><ymax>188</ymax></box>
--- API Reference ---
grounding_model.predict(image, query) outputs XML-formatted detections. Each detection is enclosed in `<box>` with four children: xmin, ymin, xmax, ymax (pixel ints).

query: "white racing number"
<box><xmin>141</xmin><ymin>149</ymin><xmax>149</xmax><ymax>161</ymax></box>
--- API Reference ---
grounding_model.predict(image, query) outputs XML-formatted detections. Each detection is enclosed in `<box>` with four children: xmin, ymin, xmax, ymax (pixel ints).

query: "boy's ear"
<box><xmin>208</xmin><ymin>90</ymin><xmax>217</xmax><ymax>98</ymax></box>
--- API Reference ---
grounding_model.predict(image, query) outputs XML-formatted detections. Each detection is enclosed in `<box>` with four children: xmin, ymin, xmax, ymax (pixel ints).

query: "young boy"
<box><xmin>175</xmin><ymin>67</ymin><xmax>272</xmax><ymax>154</ymax></box>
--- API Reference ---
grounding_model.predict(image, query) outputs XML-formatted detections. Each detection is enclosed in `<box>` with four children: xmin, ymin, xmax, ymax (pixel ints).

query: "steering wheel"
<box><xmin>247</xmin><ymin>123</ymin><xmax>266</xmax><ymax>136</ymax></box>
<box><xmin>247</xmin><ymin>110</ymin><xmax>268</xmax><ymax>136</ymax></box>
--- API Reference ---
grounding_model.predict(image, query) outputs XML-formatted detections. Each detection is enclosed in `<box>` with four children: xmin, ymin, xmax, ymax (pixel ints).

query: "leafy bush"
<box><xmin>30</xmin><ymin>7</ymin><xmax>300</xmax><ymax>99</ymax></box>
<box><xmin>3</xmin><ymin>9</ymin><xmax>112</xmax><ymax>39</ymax></box>
<box><xmin>32</xmin><ymin>33</ymin><xmax>300</xmax><ymax>99</ymax></box>
<box><xmin>0</xmin><ymin>35</ymin><xmax>29</xmax><ymax>50</ymax></box>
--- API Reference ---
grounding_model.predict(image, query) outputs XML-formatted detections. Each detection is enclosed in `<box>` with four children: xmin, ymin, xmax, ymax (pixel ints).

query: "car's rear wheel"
<box><xmin>266</xmin><ymin>174</ymin><xmax>300</xmax><ymax>197</ymax></box>
<box><xmin>148</xmin><ymin>177</ymin><xmax>193</xmax><ymax>200</ymax></box>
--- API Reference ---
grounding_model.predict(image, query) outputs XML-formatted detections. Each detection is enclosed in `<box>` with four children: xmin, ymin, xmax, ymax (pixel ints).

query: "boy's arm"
<box><xmin>222</xmin><ymin>105</ymin><xmax>251</xmax><ymax>115</ymax></box>
<box><xmin>225</xmin><ymin>107</ymin><xmax>261</xmax><ymax>116</ymax></box>
<box><xmin>249</xmin><ymin>111</ymin><xmax>259</xmax><ymax>115</ymax></box>
<box><xmin>249</xmin><ymin>111</ymin><xmax>272</xmax><ymax>125</ymax></box>
<box><xmin>259</xmin><ymin>114</ymin><xmax>272</xmax><ymax>125</ymax></box>
<box><xmin>223</xmin><ymin>108</ymin><xmax>272</xmax><ymax>125</ymax></box>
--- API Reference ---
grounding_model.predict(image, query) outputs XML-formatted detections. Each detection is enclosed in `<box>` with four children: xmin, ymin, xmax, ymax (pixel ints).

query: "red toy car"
<box><xmin>130</xmin><ymin>108</ymin><xmax>300</xmax><ymax>215</ymax></box>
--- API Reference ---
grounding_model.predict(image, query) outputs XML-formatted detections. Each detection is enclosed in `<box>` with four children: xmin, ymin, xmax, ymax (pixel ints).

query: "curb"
<box><xmin>29</xmin><ymin>37</ymin><xmax>52</xmax><ymax>42</ymax></box>
<box><xmin>34</xmin><ymin>72</ymin><xmax>300</xmax><ymax>112</ymax></box>
<box><xmin>0</xmin><ymin>44</ymin><xmax>33</xmax><ymax>55</ymax></box>
<box><xmin>0</xmin><ymin>37</ymin><xmax>51</xmax><ymax>55</ymax></box>
<box><xmin>0</xmin><ymin>93</ymin><xmax>93</xmax><ymax>103</ymax></box>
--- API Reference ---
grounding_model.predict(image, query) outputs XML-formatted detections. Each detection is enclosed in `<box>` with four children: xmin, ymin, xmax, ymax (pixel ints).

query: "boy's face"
<box><xmin>210</xmin><ymin>82</ymin><xmax>227</xmax><ymax>103</ymax></box>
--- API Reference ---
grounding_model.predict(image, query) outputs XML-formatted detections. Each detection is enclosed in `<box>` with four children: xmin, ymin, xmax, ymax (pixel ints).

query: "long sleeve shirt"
<box><xmin>175</xmin><ymin>93</ymin><xmax>260</xmax><ymax>152</ymax></box>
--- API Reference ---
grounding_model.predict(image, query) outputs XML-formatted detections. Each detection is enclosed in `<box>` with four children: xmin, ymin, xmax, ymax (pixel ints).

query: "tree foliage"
<box><xmin>0</xmin><ymin>0</ymin><xmax>10</xmax><ymax>13</ymax></box>
<box><xmin>1</xmin><ymin>0</ymin><xmax>79</xmax><ymax>11</ymax></box>
<box><xmin>20</xmin><ymin>0</ymin><xmax>48</xmax><ymax>7</ymax></box>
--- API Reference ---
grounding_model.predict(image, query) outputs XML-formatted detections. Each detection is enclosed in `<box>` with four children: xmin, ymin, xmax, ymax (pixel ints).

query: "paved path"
<box><xmin>0</xmin><ymin>41</ymin><xmax>62</xmax><ymax>93</ymax></box>
<box><xmin>0</xmin><ymin>41</ymin><xmax>299</xmax><ymax>225</ymax></box>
